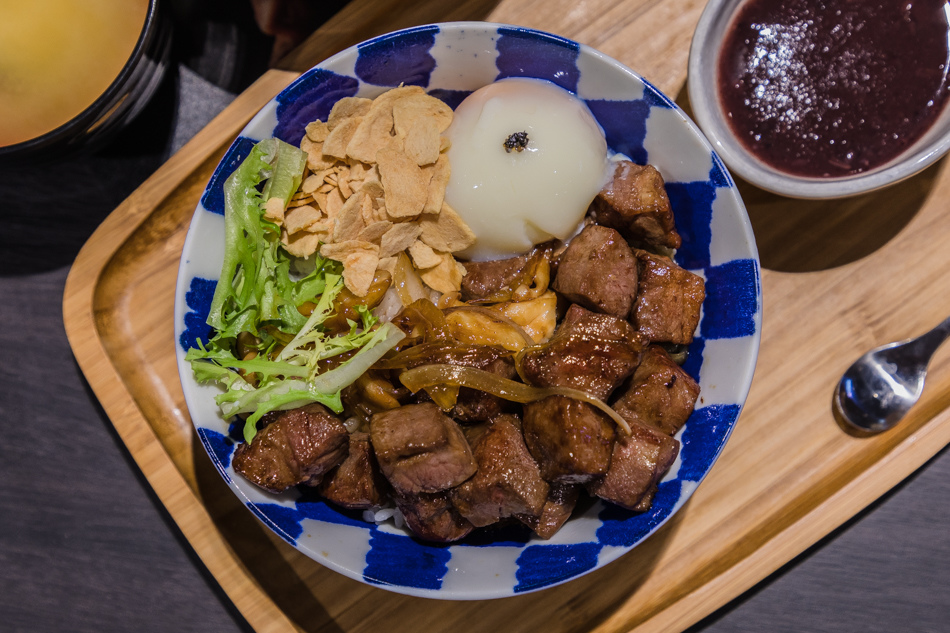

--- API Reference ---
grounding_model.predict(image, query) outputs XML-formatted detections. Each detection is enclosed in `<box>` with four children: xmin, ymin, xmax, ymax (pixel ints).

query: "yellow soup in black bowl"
<box><xmin>0</xmin><ymin>0</ymin><xmax>170</xmax><ymax>163</ymax></box>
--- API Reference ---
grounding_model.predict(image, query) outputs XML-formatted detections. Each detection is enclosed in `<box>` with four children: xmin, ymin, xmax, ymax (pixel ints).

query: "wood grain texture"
<box><xmin>275</xmin><ymin>0</ymin><xmax>503</xmax><ymax>72</ymax></box>
<box><xmin>62</xmin><ymin>1</ymin><xmax>950</xmax><ymax>632</ymax></box>
<box><xmin>64</xmin><ymin>68</ymin><xmax>303</xmax><ymax>633</ymax></box>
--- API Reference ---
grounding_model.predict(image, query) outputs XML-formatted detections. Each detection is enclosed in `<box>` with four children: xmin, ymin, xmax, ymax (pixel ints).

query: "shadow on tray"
<box><xmin>674</xmin><ymin>85</ymin><xmax>944</xmax><ymax>274</ymax></box>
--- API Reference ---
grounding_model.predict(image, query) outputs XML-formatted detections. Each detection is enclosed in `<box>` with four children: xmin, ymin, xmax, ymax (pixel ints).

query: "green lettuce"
<box><xmin>188</xmin><ymin>138</ymin><xmax>404</xmax><ymax>443</ymax></box>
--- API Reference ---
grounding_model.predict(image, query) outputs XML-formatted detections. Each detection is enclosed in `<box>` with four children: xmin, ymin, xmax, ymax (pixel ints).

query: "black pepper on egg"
<box><xmin>504</xmin><ymin>131</ymin><xmax>529</xmax><ymax>153</ymax></box>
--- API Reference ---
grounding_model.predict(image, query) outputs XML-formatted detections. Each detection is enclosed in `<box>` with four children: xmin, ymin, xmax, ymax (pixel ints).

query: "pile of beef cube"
<box><xmin>232</xmin><ymin>161</ymin><xmax>706</xmax><ymax>542</ymax></box>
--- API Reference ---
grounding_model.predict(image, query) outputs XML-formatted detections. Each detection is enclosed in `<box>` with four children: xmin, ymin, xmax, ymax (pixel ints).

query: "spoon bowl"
<box><xmin>834</xmin><ymin>316</ymin><xmax>950</xmax><ymax>433</ymax></box>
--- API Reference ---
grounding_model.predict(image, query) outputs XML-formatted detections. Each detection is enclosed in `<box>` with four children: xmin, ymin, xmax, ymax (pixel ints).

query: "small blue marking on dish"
<box><xmin>514</xmin><ymin>542</ymin><xmax>602</xmax><ymax>592</ymax></box>
<box><xmin>364</xmin><ymin>530</ymin><xmax>451</xmax><ymax>590</ymax></box>
<box><xmin>678</xmin><ymin>404</ymin><xmax>742</xmax><ymax>481</ymax></box>
<box><xmin>641</xmin><ymin>79</ymin><xmax>677</xmax><ymax>110</ymax></box>
<box><xmin>296</xmin><ymin>497</ymin><xmax>371</xmax><ymax>528</ymax></box>
<box><xmin>179</xmin><ymin>276</ymin><xmax>216</xmax><ymax>351</ymax></box>
<box><xmin>200</xmin><ymin>137</ymin><xmax>259</xmax><ymax>216</ymax></box>
<box><xmin>668</xmin><ymin>181</ymin><xmax>716</xmax><ymax>270</ymax></box>
<box><xmin>196</xmin><ymin>428</ymin><xmax>235</xmax><ymax>479</ymax></box>
<box><xmin>701</xmin><ymin>259</ymin><xmax>760</xmax><ymax>339</ymax></box>
<box><xmin>496</xmin><ymin>27</ymin><xmax>580</xmax><ymax>92</ymax></box>
<box><xmin>586</xmin><ymin>99</ymin><xmax>651</xmax><ymax>165</ymax></box>
<box><xmin>596</xmin><ymin>479</ymin><xmax>683</xmax><ymax>547</ymax></box>
<box><xmin>274</xmin><ymin>70</ymin><xmax>360</xmax><ymax>146</ymax></box>
<box><xmin>683</xmin><ymin>337</ymin><xmax>706</xmax><ymax>383</ymax></box>
<box><xmin>248</xmin><ymin>502</ymin><xmax>306</xmax><ymax>544</ymax></box>
<box><xmin>355</xmin><ymin>26</ymin><xmax>440</xmax><ymax>88</ymax></box>
<box><xmin>709</xmin><ymin>154</ymin><xmax>734</xmax><ymax>188</ymax></box>
<box><xmin>427</xmin><ymin>88</ymin><xmax>473</xmax><ymax>110</ymax></box>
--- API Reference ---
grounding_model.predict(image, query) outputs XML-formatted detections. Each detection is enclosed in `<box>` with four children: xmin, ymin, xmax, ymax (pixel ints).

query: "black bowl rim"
<box><xmin>0</xmin><ymin>0</ymin><xmax>163</xmax><ymax>155</ymax></box>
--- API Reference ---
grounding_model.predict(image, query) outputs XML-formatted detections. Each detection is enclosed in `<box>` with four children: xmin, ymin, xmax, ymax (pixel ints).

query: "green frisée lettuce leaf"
<box><xmin>188</xmin><ymin>138</ymin><xmax>405</xmax><ymax>444</ymax></box>
<box><xmin>205</xmin><ymin>137</ymin><xmax>311</xmax><ymax>337</ymax></box>
<box><xmin>261</xmin><ymin>137</ymin><xmax>308</xmax><ymax>205</ymax></box>
<box><xmin>214</xmin><ymin>321</ymin><xmax>405</xmax><ymax>443</ymax></box>
<box><xmin>187</xmin><ymin>320</ymin><xmax>405</xmax><ymax>444</ymax></box>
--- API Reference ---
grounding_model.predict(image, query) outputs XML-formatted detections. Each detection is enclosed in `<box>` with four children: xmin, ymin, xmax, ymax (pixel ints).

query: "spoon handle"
<box><xmin>906</xmin><ymin>314</ymin><xmax>950</xmax><ymax>361</ymax></box>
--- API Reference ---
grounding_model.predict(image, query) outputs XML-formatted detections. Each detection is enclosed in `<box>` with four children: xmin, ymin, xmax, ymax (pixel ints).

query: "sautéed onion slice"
<box><xmin>398</xmin><ymin>363</ymin><xmax>632</xmax><ymax>435</ymax></box>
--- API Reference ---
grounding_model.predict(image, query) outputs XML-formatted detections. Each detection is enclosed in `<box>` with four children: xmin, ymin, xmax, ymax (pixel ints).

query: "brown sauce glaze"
<box><xmin>718</xmin><ymin>0</ymin><xmax>950</xmax><ymax>178</ymax></box>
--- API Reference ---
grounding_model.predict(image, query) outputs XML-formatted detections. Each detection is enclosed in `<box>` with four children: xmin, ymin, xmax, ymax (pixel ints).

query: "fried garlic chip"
<box><xmin>293</xmin><ymin>85</ymin><xmax>478</xmax><ymax>296</ymax></box>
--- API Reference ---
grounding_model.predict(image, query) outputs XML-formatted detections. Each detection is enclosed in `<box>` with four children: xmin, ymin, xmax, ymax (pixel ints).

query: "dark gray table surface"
<box><xmin>3</xmin><ymin>14</ymin><xmax>950</xmax><ymax>633</ymax></box>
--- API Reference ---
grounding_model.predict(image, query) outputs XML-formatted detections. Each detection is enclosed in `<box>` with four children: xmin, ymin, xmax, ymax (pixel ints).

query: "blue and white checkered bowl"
<box><xmin>174</xmin><ymin>22</ymin><xmax>762</xmax><ymax>600</ymax></box>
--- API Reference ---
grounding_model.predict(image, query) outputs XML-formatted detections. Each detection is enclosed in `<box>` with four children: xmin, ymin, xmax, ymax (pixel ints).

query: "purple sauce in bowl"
<box><xmin>689</xmin><ymin>0</ymin><xmax>950</xmax><ymax>198</ymax></box>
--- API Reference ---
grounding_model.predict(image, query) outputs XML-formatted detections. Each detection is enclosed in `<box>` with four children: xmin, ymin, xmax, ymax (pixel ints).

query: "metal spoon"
<box><xmin>834</xmin><ymin>315</ymin><xmax>950</xmax><ymax>433</ymax></box>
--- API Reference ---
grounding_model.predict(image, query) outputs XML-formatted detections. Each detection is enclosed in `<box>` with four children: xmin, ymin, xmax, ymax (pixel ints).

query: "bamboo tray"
<box><xmin>63</xmin><ymin>0</ymin><xmax>950</xmax><ymax>631</ymax></box>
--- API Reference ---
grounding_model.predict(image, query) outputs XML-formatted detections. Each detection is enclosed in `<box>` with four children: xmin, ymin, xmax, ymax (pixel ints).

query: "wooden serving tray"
<box><xmin>63</xmin><ymin>0</ymin><xmax>950</xmax><ymax>631</ymax></box>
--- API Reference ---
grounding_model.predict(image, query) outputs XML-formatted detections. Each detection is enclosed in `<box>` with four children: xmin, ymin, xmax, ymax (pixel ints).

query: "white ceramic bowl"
<box><xmin>175</xmin><ymin>21</ymin><xmax>762</xmax><ymax>599</ymax></box>
<box><xmin>688</xmin><ymin>0</ymin><xmax>950</xmax><ymax>199</ymax></box>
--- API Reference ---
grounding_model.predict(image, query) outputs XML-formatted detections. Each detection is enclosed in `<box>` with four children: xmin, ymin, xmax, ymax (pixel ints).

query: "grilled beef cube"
<box><xmin>459</xmin><ymin>251</ymin><xmax>534</xmax><ymax>302</ymax></box>
<box><xmin>588</xmin><ymin>161</ymin><xmax>681</xmax><ymax>250</ymax></box>
<box><xmin>232</xmin><ymin>404</ymin><xmax>349</xmax><ymax>493</ymax></box>
<box><xmin>559</xmin><ymin>302</ymin><xmax>638</xmax><ymax>340</ymax></box>
<box><xmin>612</xmin><ymin>345</ymin><xmax>700</xmax><ymax>436</ymax></box>
<box><xmin>370</xmin><ymin>403</ymin><xmax>477</xmax><ymax>494</ymax></box>
<box><xmin>523</xmin><ymin>396</ymin><xmax>615</xmax><ymax>483</ymax></box>
<box><xmin>519</xmin><ymin>304</ymin><xmax>644</xmax><ymax>400</ymax></box>
<box><xmin>632</xmin><ymin>249</ymin><xmax>705</xmax><ymax>345</ymax></box>
<box><xmin>517</xmin><ymin>482</ymin><xmax>580</xmax><ymax>539</ymax></box>
<box><xmin>552</xmin><ymin>224</ymin><xmax>638</xmax><ymax>319</ymax></box>
<box><xmin>586</xmin><ymin>421</ymin><xmax>679</xmax><ymax>510</ymax></box>
<box><xmin>394</xmin><ymin>489</ymin><xmax>475</xmax><ymax>542</ymax></box>
<box><xmin>318</xmin><ymin>432</ymin><xmax>390</xmax><ymax>509</ymax></box>
<box><xmin>451</xmin><ymin>416</ymin><xmax>549</xmax><ymax>527</ymax></box>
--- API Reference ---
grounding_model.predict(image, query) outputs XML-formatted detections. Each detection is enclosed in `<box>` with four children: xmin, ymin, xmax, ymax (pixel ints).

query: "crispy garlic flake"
<box><xmin>280</xmin><ymin>86</ymin><xmax>476</xmax><ymax>297</ymax></box>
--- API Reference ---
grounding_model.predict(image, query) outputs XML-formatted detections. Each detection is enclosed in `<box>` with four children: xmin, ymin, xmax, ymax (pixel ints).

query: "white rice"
<box><xmin>361</xmin><ymin>506</ymin><xmax>406</xmax><ymax>529</ymax></box>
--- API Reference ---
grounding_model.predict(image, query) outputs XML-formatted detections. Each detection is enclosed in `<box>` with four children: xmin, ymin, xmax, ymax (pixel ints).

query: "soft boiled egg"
<box><xmin>444</xmin><ymin>78</ymin><xmax>611</xmax><ymax>261</ymax></box>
